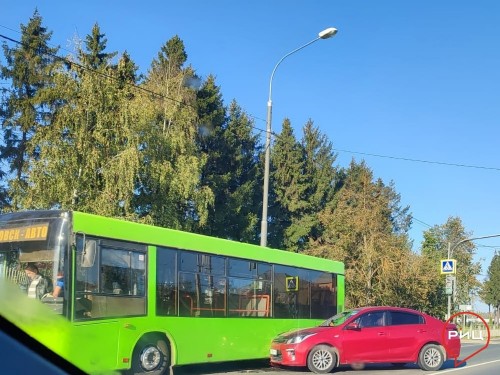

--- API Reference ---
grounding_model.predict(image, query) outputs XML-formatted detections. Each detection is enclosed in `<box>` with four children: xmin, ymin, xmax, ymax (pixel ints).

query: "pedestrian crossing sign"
<box><xmin>440</xmin><ymin>259</ymin><xmax>456</xmax><ymax>274</ymax></box>
<box><xmin>285</xmin><ymin>276</ymin><xmax>299</xmax><ymax>291</ymax></box>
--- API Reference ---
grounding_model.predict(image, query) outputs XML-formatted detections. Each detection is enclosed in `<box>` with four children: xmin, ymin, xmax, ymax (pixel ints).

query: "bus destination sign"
<box><xmin>0</xmin><ymin>223</ymin><xmax>50</xmax><ymax>243</ymax></box>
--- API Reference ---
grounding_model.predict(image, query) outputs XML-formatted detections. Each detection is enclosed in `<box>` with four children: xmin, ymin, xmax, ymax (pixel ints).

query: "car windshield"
<box><xmin>319</xmin><ymin>309</ymin><xmax>360</xmax><ymax>327</ymax></box>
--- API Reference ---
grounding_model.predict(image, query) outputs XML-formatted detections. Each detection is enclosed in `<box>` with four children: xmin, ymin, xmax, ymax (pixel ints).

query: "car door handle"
<box><xmin>417</xmin><ymin>329</ymin><xmax>427</xmax><ymax>333</ymax></box>
<box><xmin>377</xmin><ymin>332</ymin><xmax>386</xmax><ymax>336</ymax></box>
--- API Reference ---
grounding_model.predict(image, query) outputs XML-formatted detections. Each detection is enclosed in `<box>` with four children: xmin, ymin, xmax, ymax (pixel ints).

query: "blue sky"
<box><xmin>2</xmin><ymin>1</ymin><xmax>500</xmax><ymax>307</ymax></box>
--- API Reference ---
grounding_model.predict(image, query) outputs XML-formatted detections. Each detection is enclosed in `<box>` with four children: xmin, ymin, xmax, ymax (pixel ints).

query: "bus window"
<box><xmin>75</xmin><ymin>238</ymin><xmax>99</xmax><ymax>294</ymax></box>
<box><xmin>75</xmin><ymin>238</ymin><xmax>146</xmax><ymax>319</ymax></box>
<box><xmin>227</xmin><ymin>277</ymin><xmax>271</xmax><ymax>317</ymax></box>
<box><xmin>179</xmin><ymin>273</ymin><xmax>226</xmax><ymax>317</ymax></box>
<box><xmin>180</xmin><ymin>252</ymin><xmax>225</xmax><ymax>275</ymax></box>
<box><xmin>310</xmin><ymin>271</ymin><xmax>337</xmax><ymax>318</ymax></box>
<box><xmin>228</xmin><ymin>258</ymin><xmax>257</xmax><ymax>278</ymax></box>
<box><xmin>274</xmin><ymin>265</ymin><xmax>309</xmax><ymax>319</ymax></box>
<box><xmin>156</xmin><ymin>248</ymin><xmax>177</xmax><ymax>316</ymax></box>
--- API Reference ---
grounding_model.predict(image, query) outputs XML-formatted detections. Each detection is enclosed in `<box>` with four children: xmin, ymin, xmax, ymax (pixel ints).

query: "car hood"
<box><xmin>275</xmin><ymin>326</ymin><xmax>339</xmax><ymax>341</ymax></box>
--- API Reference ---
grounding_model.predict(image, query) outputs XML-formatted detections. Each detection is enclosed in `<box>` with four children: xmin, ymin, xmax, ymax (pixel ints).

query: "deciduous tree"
<box><xmin>307</xmin><ymin>160</ymin><xmax>414</xmax><ymax>308</ymax></box>
<box><xmin>134</xmin><ymin>36</ymin><xmax>213</xmax><ymax>229</ymax></box>
<box><xmin>421</xmin><ymin>217</ymin><xmax>481</xmax><ymax>317</ymax></box>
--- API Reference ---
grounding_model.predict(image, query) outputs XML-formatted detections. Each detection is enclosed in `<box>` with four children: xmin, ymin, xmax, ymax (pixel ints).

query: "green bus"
<box><xmin>0</xmin><ymin>210</ymin><xmax>345</xmax><ymax>374</ymax></box>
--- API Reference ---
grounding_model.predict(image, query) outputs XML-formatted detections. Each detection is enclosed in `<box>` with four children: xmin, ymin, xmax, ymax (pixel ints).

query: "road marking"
<box><xmin>432</xmin><ymin>359</ymin><xmax>500</xmax><ymax>373</ymax></box>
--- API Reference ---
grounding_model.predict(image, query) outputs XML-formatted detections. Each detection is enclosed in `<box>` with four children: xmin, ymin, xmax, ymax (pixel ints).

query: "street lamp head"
<box><xmin>318</xmin><ymin>27</ymin><xmax>338</xmax><ymax>39</ymax></box>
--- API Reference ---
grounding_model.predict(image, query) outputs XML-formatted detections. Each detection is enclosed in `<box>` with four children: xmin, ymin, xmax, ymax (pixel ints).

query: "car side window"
<box><xmin>357</xmin><ymin>311</ymin><xmax>385</xmax><ymax>328</ymax></box>
<box><xmin>389</xmin><ymin>311</ymin><xmax>424</xmax><ymax>325</ymax></box>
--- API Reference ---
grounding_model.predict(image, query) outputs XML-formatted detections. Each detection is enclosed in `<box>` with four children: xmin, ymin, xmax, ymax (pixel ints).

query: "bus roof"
<box><xmin>0</xmin><ymin>210</ymin><xmax>344</xmax><ymax>274</ymax></box>
<box><xmin>72</xmin><ymin>211</ymin><xmax>345</xmax><ymax>274</ymax></box>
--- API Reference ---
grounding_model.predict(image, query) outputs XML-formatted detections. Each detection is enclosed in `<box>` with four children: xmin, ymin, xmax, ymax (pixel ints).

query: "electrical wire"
<box><xmin>1</xmin><ymin>32</ymin><xmax>500</xmax><ymax>173</ymax></box>
<box><xmin>0</xmin><ymin>33</ymin><xmax>193</xmax><ymax>108</ymax></box>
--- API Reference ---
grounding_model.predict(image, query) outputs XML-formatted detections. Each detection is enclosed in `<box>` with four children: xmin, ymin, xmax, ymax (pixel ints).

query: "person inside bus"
<box><xmin>51</xmin><ymin>271</ymin><xmax>64</xmax><ymax>298</ymax></box>
<box><xmin>24</xmin><ymin>263</ymin><xmax>51</xmax><ymax>300</ymax></box>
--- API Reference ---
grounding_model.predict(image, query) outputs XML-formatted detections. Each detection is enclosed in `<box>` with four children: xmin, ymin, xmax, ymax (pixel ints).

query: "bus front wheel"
<box><xmin>130</xmin><ymin>337</ymin><xmax>169</xmax><ymax>375</ymax></box>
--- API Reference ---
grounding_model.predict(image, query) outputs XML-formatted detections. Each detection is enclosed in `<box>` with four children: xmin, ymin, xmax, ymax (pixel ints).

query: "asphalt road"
<box><xmin>173</xmin><ymin>340</ymin><xmax>500</xmax><ymax>375</ymax></box>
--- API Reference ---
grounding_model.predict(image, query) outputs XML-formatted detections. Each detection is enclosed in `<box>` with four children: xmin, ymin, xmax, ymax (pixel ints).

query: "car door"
<box><xmin>386</xmin><ymin>310</ymin><xmax>427</xmax><ymax>361</ymax></box>
<box><xmin>340</xmin><ymin>310</ymin><xmax>388</xmax><ymax>364</ymax></box>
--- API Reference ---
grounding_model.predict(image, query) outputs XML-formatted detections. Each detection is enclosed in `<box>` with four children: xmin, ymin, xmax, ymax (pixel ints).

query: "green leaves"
<box><xmin>0</xmin><ymin>11</ymin><xmax>482</xmax><ymax>318</ymax></box>
<box><xmin>421</xmin><ymin>217</ymin><xmax>482</xmax><ymax>317</ymax></box>
<box><xmin>481</xmin><ymin>254</ymin><xmax>500</xmax><ymax>318</ymax></box>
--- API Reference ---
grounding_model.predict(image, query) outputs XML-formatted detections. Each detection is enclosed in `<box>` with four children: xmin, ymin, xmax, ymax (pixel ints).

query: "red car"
<box><xmin>270</xmin><ymin>306</ymin><xmax>460</xmax><ymax>373</ymax></box>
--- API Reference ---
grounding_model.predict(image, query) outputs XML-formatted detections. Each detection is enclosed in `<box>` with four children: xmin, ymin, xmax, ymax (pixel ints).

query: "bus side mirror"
<box><xmin>81</xmin><ymin>240</ymin><xmax>96</xmax><ymax>268</ymax></box>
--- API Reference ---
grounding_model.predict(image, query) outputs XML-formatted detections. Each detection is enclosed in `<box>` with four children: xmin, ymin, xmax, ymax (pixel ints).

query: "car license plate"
<box><xmin>270</xmin><ymin>349</ymin><xmax>278</xmax><ymax>356</ymax></box>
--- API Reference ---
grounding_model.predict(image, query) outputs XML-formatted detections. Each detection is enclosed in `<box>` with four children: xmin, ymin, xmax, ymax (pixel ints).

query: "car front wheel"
<box><xmin>307</xmin><ymin>345</ymin><xmax>336</xmax><ymax>374</ymax></box>
<box><xmin>418</xmin><ymin>344</ymin><xmax>444</xmax><ymax>371</ymax></box>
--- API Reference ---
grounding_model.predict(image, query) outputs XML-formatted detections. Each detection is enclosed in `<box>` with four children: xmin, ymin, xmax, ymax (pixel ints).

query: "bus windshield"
<box><xmin>0</xmin><ymin>211</ymin><xmax>69</xmax><ymax>315</ymax></box>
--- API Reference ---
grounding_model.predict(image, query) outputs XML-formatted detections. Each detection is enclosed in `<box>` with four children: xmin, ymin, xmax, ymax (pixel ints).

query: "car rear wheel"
<box><xmin>307</xmin><ymin>345</ymin><xmax>336</xmax><ymax>374</ymax></box>
<box><xmin>417</xmin><ymin>344</ymin><xmax>444</xmax><ymax>371</ymax></box>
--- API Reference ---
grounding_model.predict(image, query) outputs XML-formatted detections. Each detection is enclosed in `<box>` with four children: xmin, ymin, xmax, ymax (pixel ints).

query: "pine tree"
<box><xmin>293</xmin><ymin>120</ymin><xmax>338</xmax><ymax>250</ymax></box>
<box><xmin>197</xmin><ymin>87</ymin><xmax>261</xmax><ymax>242</ymax></box>
<box><xmin>481</xmin><ymin>253</ymin><xmax>500</xmax><ymax>323</ymax></box>
<box><xmin>268</xmin><ymin>118</ymin><xmax>305</xmax><ymax>250</ymax></box>
<box><xmin>0</xmin><ymin>10</ymin><xmax>60</xmax><ymax>209</ymax></box>
<box><xmin>78</xmin><ymin>23</ymin><xmax>117</xmax><ymax>69</ymax></box>
<box><xmin>116</xmin><ymin>51</ymin><xmax>140</xmax><ymax>93</ymax></box>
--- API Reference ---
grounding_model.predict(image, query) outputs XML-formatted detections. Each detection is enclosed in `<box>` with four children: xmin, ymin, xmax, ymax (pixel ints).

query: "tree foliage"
<box><xmin>0</xmin><ymin>10</ymin><xmax>60</xmax><ymax>209</ymax></box>
<box><xmin>268</xmin><ymin>118</ymin><xmax>305</xmax><ymax>249</ymax></box>
<box><xmin>20</xmin><ymin>23</ymin><xmax>141</xmax><ymax>218</ymax></box>
<box><xmin>421</xmin><ymin>217</ymin><xmax>482</xmax><ymax>317</ymax></box>
<box><xmin>0</xmin><ymin>10</ymin><xmax>484</xmax><ymax>318</ymax></box>
<box><xmin>306</xmin><ymin>160</ymin><xmax>418</xmax><ymax>308</ymax></box>
<box><xmin>481</xmin><ymin>253</ymin><xmax>500</xmax><ymax>323</ymax></box>
<box><xmin>197</xmin><ymin>81</ymin><xmax>261</xmax><ymax>241</ymax></box>
<box><xmin>134</xmin><ymin>36</ymin><xmax>213</xmax><ymax>229</ymax></box>
<box><xmin>268</xmin><ymin>119</ymin><xmax>338</xmax><ymax>251</ymax></box>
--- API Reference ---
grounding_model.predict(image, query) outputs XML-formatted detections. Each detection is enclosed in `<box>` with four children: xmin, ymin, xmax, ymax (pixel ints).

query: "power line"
<box><xmin>0</xmin><ymin>33</ymin><xmax>193</xmax><ymax>109</ymax></box>
<box><xmin>334</xmin><ymin>148</ymin><xmax>500</xmax><ymax>172</ymax></box>
<box><xmin>412</xmin><ymin>217</ymin><xmax>433</xmax><ymax>228</ymax></box>
<box><xmin>2</xmin><ymin>32</ymin><xmax>500</xmax><ymax>174</ymax></box>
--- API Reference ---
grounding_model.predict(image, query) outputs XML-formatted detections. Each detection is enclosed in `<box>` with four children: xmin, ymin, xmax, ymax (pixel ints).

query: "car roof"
<box><xmin>353</xmin><ymin>306</ymin><xmax>426</xmax><ymax>314</ymax></box>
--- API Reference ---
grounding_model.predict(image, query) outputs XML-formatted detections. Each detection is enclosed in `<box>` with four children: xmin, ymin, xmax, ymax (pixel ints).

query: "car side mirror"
<box><xmin>345</xmin><ymin>322</ymin><xmax>361</xmax><ymax>331</ymax></box>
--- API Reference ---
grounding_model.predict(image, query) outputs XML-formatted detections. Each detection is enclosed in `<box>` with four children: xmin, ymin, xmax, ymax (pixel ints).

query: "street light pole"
<box><xmin>260</xmin><ymin>27</ymin><xmax>338</xmax><ymax>247</ymax></box>
<box><xmin>446</xmin><ymin>233</ymin><xmax>500</xmax><ymax>319</ymax></box>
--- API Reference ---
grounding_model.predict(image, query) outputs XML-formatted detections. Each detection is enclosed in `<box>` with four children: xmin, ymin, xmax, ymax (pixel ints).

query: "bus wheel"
<box><xmin>130</xmin><ymin>337</ymin><xmax>169</xmax><ymax>375</ymax></box>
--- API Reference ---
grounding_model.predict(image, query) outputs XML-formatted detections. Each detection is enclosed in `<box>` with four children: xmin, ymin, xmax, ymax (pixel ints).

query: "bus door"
<box><xmin>73</xmin><ymin>235</ymin><xmax>147</xmax><ymax>369</ymax></box>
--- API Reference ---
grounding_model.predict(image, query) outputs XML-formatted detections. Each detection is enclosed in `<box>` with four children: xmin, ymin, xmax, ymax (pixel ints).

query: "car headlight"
<box><xmin>286</xmin><ymin>333</ymin><xmax>316</xmax><ymax>344</ymax></box>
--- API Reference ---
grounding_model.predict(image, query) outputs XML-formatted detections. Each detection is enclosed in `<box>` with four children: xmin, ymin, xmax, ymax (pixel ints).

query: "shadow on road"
<box><xmin>173</xmin><ymin>359</ymin><xmax>274</xmax><ymax>374</ymax></box>
<box><xmin>172</xmin><ymin>358</ymin><xmax>468</xmax><ymax>374</ymax></box>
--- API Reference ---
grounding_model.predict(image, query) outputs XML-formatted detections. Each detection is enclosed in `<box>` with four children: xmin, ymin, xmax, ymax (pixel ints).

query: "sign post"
<box><xmin>445</xmin><ymin>275</ymin><xmax>455</xmax><ymax>295</ymax></box>
<box><xmin>442</xmin><ymin>258</ymin><xmax>457</xmax><ymax>319</ymax></box>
